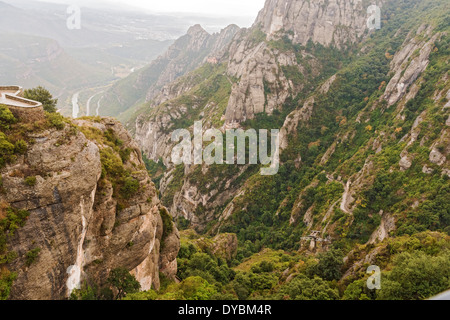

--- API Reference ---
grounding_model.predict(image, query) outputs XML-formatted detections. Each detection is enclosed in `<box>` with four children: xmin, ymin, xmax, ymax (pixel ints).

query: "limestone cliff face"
<box><xmin>131</xmin><ymin>0</ymin><xmax>380</xmax><ymax>225</ymax></box>
<box><xmin>223</xmin><ymin>0</ymin><xmax>379</xmax><ymax>127</ymax></box>
<box><xmin>254</xmin><ymin>0</ymin><xmax>375</xmax><ymax>47</ymax></box>
<box><xmin>160</xmin><ymin>165</ymin><xmax>249</xmax><ymax>232</ymax></box>
<box><xmin>2</xmin><ymin>117</ymin><xmax>179</xmax><ymax>300</ymax></box>
<box><xmin>224</xmin><ymin>40</ymin><xmax>298</xmax><ymax>127</ymax></box>
<box><xmin>133</xmin><ymin>0</ymin><xmax>375</xmax><ymax>155</ymax></box>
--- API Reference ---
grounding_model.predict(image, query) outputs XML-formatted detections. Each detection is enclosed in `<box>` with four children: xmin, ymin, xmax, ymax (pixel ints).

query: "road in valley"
<box><xmin>71</xmin><ymin>92</ymin><xmax>80</xmax><ymax>118</ymax></box>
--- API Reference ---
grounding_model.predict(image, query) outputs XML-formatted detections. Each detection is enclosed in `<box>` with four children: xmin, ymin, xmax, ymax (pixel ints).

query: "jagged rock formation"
<box><xmin>1</xmin><ymin>117</ymin><xmax>179</xmax><ymax>300</ymax></box>
<box><xmin>224</xmin><ymin>40</ymin><xmax>297</xmax><ymax>126</ymax></box>
<box><xmin>145</xmin><ymin>24</ymin><xmax>240</xmax><ymax>104</ymax></box>
<box><xmin>180</xmin><ymin>230</ymin><xmax>238</xmax><ymax>262</ymax></box>
<box><xmin>129</xmin><ymin>0</ymin><xmax>449</xmax><ymax>276</ymax></box>
<box><xmin>382</xmin><ymin>25</ymin><xmax>440</xmax><ymax>107</ymax></box>
<box><xmin>254</xmin><ymin>0</ymin><xmax>377</xmax><ymax>47</ymax></box>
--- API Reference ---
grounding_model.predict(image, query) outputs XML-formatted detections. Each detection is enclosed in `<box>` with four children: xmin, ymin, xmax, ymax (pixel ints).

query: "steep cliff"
<box><xmin>254</xmin><ymin>0</ymin><xmax>376</xmax><ymax>47</ymax></box>
<box><xmin>0</xmin><ymin>112</ymin><xmax>179</xmax><ymax>300</ymax></box>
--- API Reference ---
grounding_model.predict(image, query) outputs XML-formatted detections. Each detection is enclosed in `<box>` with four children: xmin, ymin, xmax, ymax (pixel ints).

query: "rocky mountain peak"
<box><xmin>254</xmin><ymin>0</ymin><xmax>379</xmax><ymax>47</ymax></box>
<box><xmin>220</xmin><ymin>24</ymin><xmax>241</xmax><ymax>36</ymax></box>
<box><xmin>187</xmin><ymin>24</ymin><xmax>209</xmax><ymax>37</ymax></box>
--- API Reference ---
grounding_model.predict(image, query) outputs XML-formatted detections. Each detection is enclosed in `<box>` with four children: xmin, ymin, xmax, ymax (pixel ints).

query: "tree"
<box><xmin>277</xmin><ymin>274</ymin><xmax>339</xmax><ymax>300</ymax></box>
<box><xmin>343</xmin><ymin>278</ymin><xmax>375</xmax><ymax>300</ymax></box>
<box><xmin>23</xmin><ymin>86</ymin><xmax>58</xmax><ymax>113</ymax></box>
<box><xmin>312</xmin><ymin>248</ymin><xmax>345</xmax><ymax>281</ymax></box>
<box><xmin>122</xmin><ymin>290</ymin><xmax>158</xmax><ymax>301</ymax></box>
<box><xmin>377</xmin><ymin>250</ymin><xmax>450</xmax><ymax>300</ymax></box>
<box><xmin>179</xmin><ymin>276</ymin><xmax>217</xmax><ymax>300</ymax></box>
<box><xmin>0</xmin><ymin>105</ymin><xmax>16</xmax><ymax>130</ymax></box>
<box><xmin>107</xmin><ymin>267</ymin><xmax>141</xmax><ymax>300</ymax></box>
<box><xmin>69</xmin><ymin>283</ymin><xmax>97</xmax><ymax>301</ymax></box>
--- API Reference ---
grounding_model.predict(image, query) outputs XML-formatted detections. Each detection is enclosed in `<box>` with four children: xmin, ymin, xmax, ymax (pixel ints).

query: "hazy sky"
<box><xmin>33</xmin><ymin>0</ymin><xmax>267</xmax><ymax>18</ymax></box>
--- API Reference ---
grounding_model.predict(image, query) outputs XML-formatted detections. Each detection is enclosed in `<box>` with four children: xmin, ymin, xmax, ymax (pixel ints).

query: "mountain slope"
<box><xmin>100</xmin><ymin>24</ymin><xmax>240</xmax><ymax>119</ymax></box>
<box><xmin>129</xmin><ymin>0</ymin><xmax>449</xmax><ymax>300</ymax></box>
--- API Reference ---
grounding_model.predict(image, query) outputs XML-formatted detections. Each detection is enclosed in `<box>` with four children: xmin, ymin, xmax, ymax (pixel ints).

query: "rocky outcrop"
<box><xmin>164</xmin><ymin>165</ymin><xmax>248</xmax><ymax>232</ymax></box>
<box><xmin>181</xmin><ymin>230</ymin><xmax>238</xmax><ymax>262</ymax></box>
<box><xmin>209</xmin><ymin>233</ymin><xmax>238</xmax><ymax>262</ymax></box>
<box><xmin>224</xmin><ymin>41</ymin><xmax>297</xmax><ymax>126</ymax></box>
<box><xmin>382</xmin><ymin>25</ymin><xmax>440</xmax><ymax>107</ymax></box>
<box><xmin>145</xmin><ymin>24</ymin><xmax>222</xmax><ymax>102</ymax></box>
<box><xmin>254</xmin><ymin>0</ymin><xmax>376</xmax><ymax>47</ymax></box>
<box><xmin>368</xmin><ymin>211</ymin><xmax>396</xmax><ymax>244</ymax></box>
<box><xmin>2</xmin><ymin>117</ymin><xmax>179</xmax><ymax>300</ymax></box>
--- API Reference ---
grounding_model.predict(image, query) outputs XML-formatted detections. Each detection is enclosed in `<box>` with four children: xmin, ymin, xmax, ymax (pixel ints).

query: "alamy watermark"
<box><xmin>367</xmin><ymin>265</ymin><xmax>381</xmax><ymax>290</ymax></box>
<box><xmin>67</xmin><ymin>5</ymin><xmax>81</xmax><ymax>30</ymax></box>
<box><xmin>171</xmin><ymin>121</ymin><xmax>280</xmax><ymax>176</ymax></box>
<box><xmin>367</xmin><ymin>5</ymin><xmax>381</xmax><ymax>30</ymax></box>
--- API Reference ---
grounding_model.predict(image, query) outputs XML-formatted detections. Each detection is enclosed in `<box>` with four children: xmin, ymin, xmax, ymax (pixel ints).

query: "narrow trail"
<box><xmin>340</xmin><ymin>180</ymin><xmax>352</xmax><ymax>214</ymax></box>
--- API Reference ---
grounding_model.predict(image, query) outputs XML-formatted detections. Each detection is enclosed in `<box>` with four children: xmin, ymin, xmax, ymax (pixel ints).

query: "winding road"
<box><xmin>71</xmin><ymin>92</ymin><xmax>80</xmax><ymax>118</ymax></box>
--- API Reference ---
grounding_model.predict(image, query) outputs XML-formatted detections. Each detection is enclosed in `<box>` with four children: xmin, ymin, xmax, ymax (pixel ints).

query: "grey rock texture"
<box><xmin>2</xmin><ymin>118</ymin><xmax>179</xmax><ymax>300</ymax></box>
<box><xmin>254</xmin><ymin>0</ymin><xmax>374</xmax><ymax>47</ymax></box>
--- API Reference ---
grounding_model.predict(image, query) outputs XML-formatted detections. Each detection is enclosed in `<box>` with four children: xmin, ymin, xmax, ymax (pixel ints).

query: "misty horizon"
<box><xmin>4</xmin><ymin>0</ymin><xmax>267</xmax><ymax>29</ymax></box>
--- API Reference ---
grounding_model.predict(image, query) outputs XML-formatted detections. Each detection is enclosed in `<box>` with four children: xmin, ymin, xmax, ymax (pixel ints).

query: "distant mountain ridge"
<box><xmin>101</xmin><ymin>24</ymin><xmax>240</xmax><ymax>119</ymax></box>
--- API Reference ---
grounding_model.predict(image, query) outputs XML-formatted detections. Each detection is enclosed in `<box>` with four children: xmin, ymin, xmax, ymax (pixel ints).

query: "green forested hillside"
<box><xmin>132</xmin><ymin>0</ymin><xmax>450</xmax><ymax>301</ymax></box>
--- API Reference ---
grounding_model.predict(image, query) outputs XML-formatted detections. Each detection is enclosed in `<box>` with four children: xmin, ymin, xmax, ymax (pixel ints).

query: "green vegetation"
<box><xmin>107</xmin><ymin>267</ymin><xmax>141</xmax><ymax>300</ymax></box>
<box><xmin>161</xmin><ymin>165</ymin><xmax>185</xmax><ymax>207</ymax></box>
<box><xmin>0</xmin><ymin>207</ymin><xmax>30</xmax><ymax>300</ymax></box>
<box><xmin>25</xmin><ymin>248</ymin><xmax>41</xmax><ymax>267</ymax></box>
<box><xmin>70</xmin><ymin>268</ymin><xmax>141</xmax><ymax>301</ymax></box>
<box><xmin>173</xmin><ymin>237</ymin><xmax>347</xmax><ymax>300</ymax></box>
<box><xmin>343</xmin><ymin>232</ymin><xmax>450</xmax><ymax>300</ymax></box>
<box><xmin>122</xmin><ymin>290</ymin><xmax>158</xmax><ymax>301</ymax></box>
<box><xmin>378</xmin><ymin>250</ymin><xmax>450</xmax><ymax>300</ymax></box>
<box><xmin>160</xmin><ymin>207</ymin><xmax>174</xmax><ymax>247</ymax></box>
<box><xmin>99</xmin><ymin>146</ymin><xmax>141</xmax><ymax>208</ymax></box>
<box><xmin>142</xmin><ymin>154</ymin><xmax>166</xmax><ymax>189</ymax></box>
<box><xmin>310</xmin><ymin>248</ymin><xmax>345</xmax><ymax>281</ymax></box>
<box><xmin>0</xmin><ymin>105</ymin><xmax>17</xmax><ymax>130</ymax></box>
<box><xmin>46</xmin><ymin>112</ymin><xmax>67</xmax><ymax>130</ymax></box>
<box><xmin>24</xmin><ymin>176</ymin><xmax>37</xmax><ymax>187</ymax></box>
<box><xmin>120</xmin><ymin>177</ymin><xmax>140</xmax><ymax>200</ymax></box>
<box><xmin>69</xmin><ymin>283</ymin><xmax>99</xmax><ymax>301</ymax></box>
<box><xmin>0</xmin><ymin>106</ymin><xmax>19</xmax><ymax>168</ymax></box>
<box><xmin>146</xmin><ymin>0</ymin><xmax>450</xmax><ymax>302</ymax></box>
<box><xmin>0</xmin><ymin>132</ymin><xmax>16</xmax><ymax>168</ymax></box>
<box><xmin>275</xmin><ymin>275</ymin><xmax>339</xmax><ymax>300</ymax></box>
<box><xmin>172</xmin><ymin>231</ymin><xmax>450</xmax><ymax>301</ymax></box>
<box><xmin>23</xmin><ymin>86</ymin><xmax>58</xmax><ymax>113</ymax></box>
